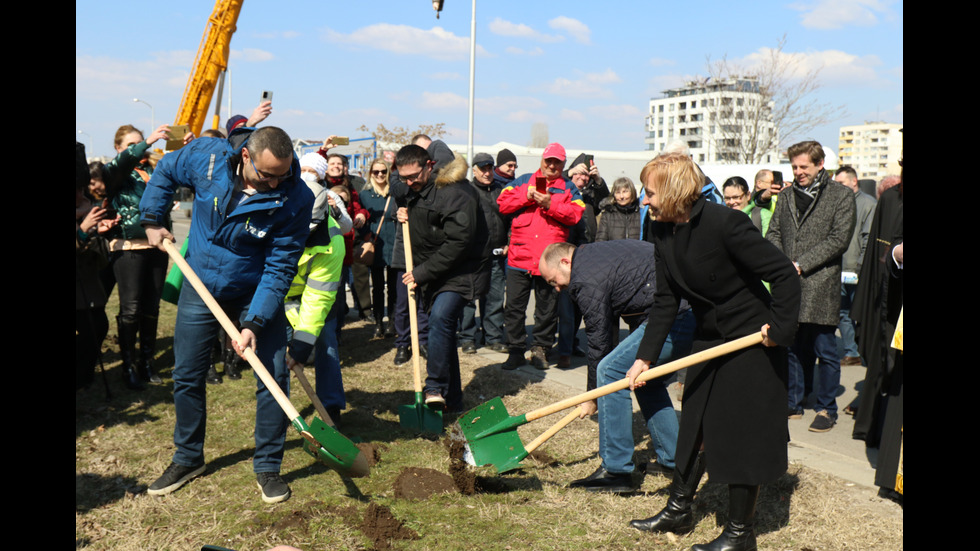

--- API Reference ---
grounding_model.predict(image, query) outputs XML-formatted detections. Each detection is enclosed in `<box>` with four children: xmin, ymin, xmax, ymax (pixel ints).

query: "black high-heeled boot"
<box><xmin>691</xmin><ymin>484</ymin><xmax>759</xmax><ymax>551</ymax></box>
<box><xmin>630</xmin><ymin>451</ymin><xmax>706</xmax><ymax>533</ymax></box>
<box><xmin>139</xmin><ymin>314</ymin><xmax>162</xmax><ymax>383</ymax></box>
<box><xmin>117</xmin><ymin>316</ymin><xmax>146</xmax><ymax>390</ymax></box>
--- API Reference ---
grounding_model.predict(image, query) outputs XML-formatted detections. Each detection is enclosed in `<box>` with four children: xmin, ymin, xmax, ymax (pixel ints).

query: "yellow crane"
<box><xmin>173</xmin><ymin>0</ymin><xmax>244</xmax><ymax>136</ymax></box>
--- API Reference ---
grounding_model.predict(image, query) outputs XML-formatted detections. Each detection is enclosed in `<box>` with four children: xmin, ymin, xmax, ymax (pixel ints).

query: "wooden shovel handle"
<box><xmin>525</xmin><ymin>332</ymin><xmax>765</xmax><ymax>423</ymax></box>
<box><xmin>402</xmin><ymin>221</ymin><xmax>424</xmax><ymax>395</ymax></box>
<box><xmin>162</xmin><ymin>240</ymin><xmax>301</xmax><ymax>421</ymax></box>
<box><xmin>523</xmin><ymin>409</ymin><xmax>580</xmax><ymax>454</ymax></box>
<box><xmin>289</xmin><ymin>363</ymin><xmax>336</xmax><ymax>427</ymax></box>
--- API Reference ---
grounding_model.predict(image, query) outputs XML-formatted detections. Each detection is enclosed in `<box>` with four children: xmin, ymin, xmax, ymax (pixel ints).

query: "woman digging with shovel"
<box><xmin>626</xmin><ymin>153</ymin><xmax>800</xmax><ymax>551</ymax></box>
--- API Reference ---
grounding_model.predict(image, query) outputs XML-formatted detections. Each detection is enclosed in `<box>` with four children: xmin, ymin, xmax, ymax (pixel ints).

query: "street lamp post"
<box><xmin>133</xmin><ymin>98</ymin><xmax>155</xmax><ymax>131</ymax></box>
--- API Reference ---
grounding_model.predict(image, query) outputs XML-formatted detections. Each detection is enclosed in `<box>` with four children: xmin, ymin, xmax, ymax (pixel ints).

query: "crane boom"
<box><xmin>173</xmin><ymin>0</ymin><xmax>244</xmax><ymax>136</ymax></box>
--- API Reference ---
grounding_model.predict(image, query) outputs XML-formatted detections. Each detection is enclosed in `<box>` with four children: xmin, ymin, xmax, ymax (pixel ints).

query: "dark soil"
<box><xmin>355</xmin><ymin>442</ymin><xmax>386</xmax><ymax>467</ymax></box>
<box><xmin>445</xmin><ymin>436</ymin><xmax>477</xmax><ymax>495</ymax></box>
<box><xmin>527</xmin><ymin>449</ymin><xmax>557</xmax><ymax>467</ymax></box>
<box><xmin>392</xmin><ymin>467</ymin><xmax>458</xmax><ymax>500</ymax></box>
<box><xmin>359</xmin><ymin>502</ymin><xmax>419</xmax><ymax>550</ymax></box>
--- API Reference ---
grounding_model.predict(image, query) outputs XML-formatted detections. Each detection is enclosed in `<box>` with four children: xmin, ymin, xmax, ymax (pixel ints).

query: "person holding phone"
<box><xmin>496</xmin><ymin>143</ymin><xmax>585</xmax><ymax>370</ymax></box>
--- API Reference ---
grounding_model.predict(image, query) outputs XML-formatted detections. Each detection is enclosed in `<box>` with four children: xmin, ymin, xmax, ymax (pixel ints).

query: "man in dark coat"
<box><xmin>396</xmin><ymin>144</ymin><xmax>489</xmax><ymax>413</ymax></box>
<box><xmin>540</xmin><ymin>240</ymin><xmax>694</xmax><ymax>493</ymax></box>
<box><xmin>459</xmin><ymin>152</ymin><xmax>508</xmax><ymax>353</ymax></box>
<box><xmin>767</xmin><ymin>140</ymin><xmax>855</xmax><ymax>433</ymax></box>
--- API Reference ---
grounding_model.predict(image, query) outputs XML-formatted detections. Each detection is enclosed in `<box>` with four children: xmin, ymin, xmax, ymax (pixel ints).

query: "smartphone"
<box><xmin>261</xmin><ymin>90</ymin><xmax>273</xmax><ymax>104</ymax></box>
<box><xmin>334</xmin><ymin>136</ymin><xmax>350</xmax><ymax>146</ymax></box>
<box><xmin>584</xmin><ymin>154</ymin><xmax>594</xmax><ymax>167</ymax></box>
<box><xmin>165</xmin><ymin>124</ymin><xmax>190</xmax><ymax>151</ymax></box>
<box><xmin>535</xmin><ymin>175</ymin><xmax>547</xmax><ymax>194</ymax></box>
<box><xmin>771</xmin><ymin>170</ymin><xmax>784</xmax><ymax>191</ymax></box>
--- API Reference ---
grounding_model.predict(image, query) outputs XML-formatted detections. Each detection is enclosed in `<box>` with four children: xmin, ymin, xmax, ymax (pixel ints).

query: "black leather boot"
<box><xmin>630</xmin><ymin>451</ymin><xmax>706</xmax><ymax>533</ymax></box>
<box><xmin>690</xmin><ymin>484</ymin><xmax>759</xmax><ymax>551</ymax></box>
<box><xmin>374</xmin><ymin>316</ymin><xmax>386</xmax><ymax>339</ymax></box>
<box><xmin>139</xmin><ymin>314</ymin><xmax>162</xmax><ymax>383</ymax></box>
<box><xmin>222</xmin><ymin>343</ymin><xmax>242</xmax><ymax>380</ymax></box>
<box><xmin>117</xmin><ymin>316</ymin><xmax>146</xmax><ymax>390</ymax></box>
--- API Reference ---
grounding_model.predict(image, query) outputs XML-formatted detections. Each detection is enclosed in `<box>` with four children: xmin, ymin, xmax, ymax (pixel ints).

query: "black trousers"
<box><xmin>504</xmin><ymin>268</ymin><xmax>558</xmax><ymax>351</ymax></box>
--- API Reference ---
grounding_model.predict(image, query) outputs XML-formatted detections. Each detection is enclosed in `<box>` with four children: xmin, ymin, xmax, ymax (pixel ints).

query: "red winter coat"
<box><xmin>497</xmin><ymin>170</ymin><xmax>585</xmax><ymax>275</ymax></box>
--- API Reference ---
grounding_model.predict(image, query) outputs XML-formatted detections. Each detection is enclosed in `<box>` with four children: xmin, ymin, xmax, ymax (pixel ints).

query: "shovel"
<box><xmin>457</xmin><ymin>332</ymin><xmax>765</xmax><ymax>462</ymax></box>
<box><xmin>462</xmin><ymin>409</ymin><xmax>581</xmax><ymax>473</ymax></box>
<box><xmin>397</xmin><ymin>220</ymin><xmax>444</xmax><ymax>434</ymax></box>
<box><xmin>162</xmin><ymin>240</ymin><xmax>370</xmax><ymax>478</ymax></box>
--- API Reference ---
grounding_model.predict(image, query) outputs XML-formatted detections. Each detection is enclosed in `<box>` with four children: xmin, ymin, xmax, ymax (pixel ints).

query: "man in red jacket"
<box><xmin>497</xmin><ymin>143</ymin><xmax>584</xmax><ymax>370</ymax></box>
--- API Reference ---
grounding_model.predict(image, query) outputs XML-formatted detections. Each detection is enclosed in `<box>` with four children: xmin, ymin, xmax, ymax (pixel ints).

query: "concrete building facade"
<box><xmin>837</xmin><ymin>122</ymin><xmax>902</xmax><ymax>180</ymax></box>
<box><xmin>644</xmin><ymin>77</ymin><xmax>779</xmax><ymax>165</ymax></box>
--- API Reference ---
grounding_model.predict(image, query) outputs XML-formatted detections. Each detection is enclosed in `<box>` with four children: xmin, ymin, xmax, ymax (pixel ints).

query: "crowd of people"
<box><xmin>76</xmin><ymin>102</ymin><xmax>902</xmax><ymax>547</ymax></box>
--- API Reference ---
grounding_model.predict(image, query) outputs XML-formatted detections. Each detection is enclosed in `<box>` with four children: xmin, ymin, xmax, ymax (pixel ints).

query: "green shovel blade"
<box><xmin>458</xmin><ymin>397</ymin><xmax>528</xmax><ymax>469</ymax></box>
<box><xmin>398</xmin><ymin>392</ymin><xmax>444</xmax><ymax>434</ymax></box>
<box><xmin>294</xmin><ymin>417</ymin><xmax>364</xmax><ymax>476</ymax></box>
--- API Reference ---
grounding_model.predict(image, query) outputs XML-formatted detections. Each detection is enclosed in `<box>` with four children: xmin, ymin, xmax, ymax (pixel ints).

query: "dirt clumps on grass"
<box><xmin>392</xmin><ymin>468</ymin><xmax>457</xmax><ymax>500</ymax></box>
<box><xmin>360</xmin><ymin>502</ymin><xmax>420</xmax><ymax>550</ymax></box>
<box><xmin>355</xmin><ymin>442</ymin><xmax>386</xmax><ymax>467</ymax></box>
<box><xmin>445</xmin><ymin>435</ymin><xmax>478</xmax><ymax>495</ymax></box>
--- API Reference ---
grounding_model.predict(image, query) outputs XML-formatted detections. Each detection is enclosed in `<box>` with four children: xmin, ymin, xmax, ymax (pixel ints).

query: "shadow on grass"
<box><xmin>75</xmin><ymin>472</ymin><xmax>143</xmax><ymax>513</ymax></box>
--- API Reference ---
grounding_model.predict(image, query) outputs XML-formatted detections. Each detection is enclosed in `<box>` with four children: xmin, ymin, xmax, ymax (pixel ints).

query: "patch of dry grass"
<box><xmin>77</xmin><ymin>292</ymin><xmax>902</xmax><ymax>550</ymax></box>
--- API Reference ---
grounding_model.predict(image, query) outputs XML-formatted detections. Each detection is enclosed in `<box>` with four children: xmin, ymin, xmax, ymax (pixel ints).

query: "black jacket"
<box><xmin>406</xmin><ymin>154</ymin><xmax>490</xmax><ymax>310</ymax></box>
<box><xmin>595</xmin><ymin>199</ymin><xmax>641</xmax><ymax>242</ymax></box>
<box><xmin>469</xmin><ymin>177</ymin><xmax>508</xmax><ymax>249</ymax></box>
<box><xmin>567</xmin><ymin>239</ymin><xmax>658</xmax><ymax>390</ymax></box>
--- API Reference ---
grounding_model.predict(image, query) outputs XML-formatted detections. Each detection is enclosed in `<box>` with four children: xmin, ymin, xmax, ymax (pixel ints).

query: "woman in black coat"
<box><xmin>595</xmin><ymin>176</ymin><xmax>641</xmax><ymax>241</ymax></box>
<box><xmin>626</xmin><ymin>153</ymin><xmax>800</xmax><ymax>551</ymax></box>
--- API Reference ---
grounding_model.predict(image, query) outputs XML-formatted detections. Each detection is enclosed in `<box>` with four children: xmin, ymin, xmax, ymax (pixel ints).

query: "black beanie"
<box><xmin>496</xmin><ymin>148</ymin><xmax>517</xmax><ymax>166</ymax></box>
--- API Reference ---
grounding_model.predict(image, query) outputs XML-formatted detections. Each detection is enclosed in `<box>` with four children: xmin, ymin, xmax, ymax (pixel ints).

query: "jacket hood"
<box><xmin>562</xmin><ymin>152</ymin><xmax>590</xmax><ymax>179</ymax></box>
<box><xmin>434</xmin><ymin>154</ymin><xmax>469</xmax><ymax>188</ymax></box>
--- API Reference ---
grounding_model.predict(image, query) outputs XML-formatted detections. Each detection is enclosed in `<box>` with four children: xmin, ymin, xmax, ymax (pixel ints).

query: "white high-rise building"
<box><xmin>837</xmin><ymin>122</ymin><xmax>902</xmax><ymax>180</ymax></box>
<box><xmin>644</xmin><ymin>77</ymin><xmax>779</xmax><ymax>165</ymax></box>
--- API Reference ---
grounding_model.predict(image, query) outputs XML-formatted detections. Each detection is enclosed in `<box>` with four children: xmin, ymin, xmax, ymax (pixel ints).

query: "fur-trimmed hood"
<box><xmin>434</xmin><ymin>154</ymin><xmax>469</xmax><ymax>188</ymax></box>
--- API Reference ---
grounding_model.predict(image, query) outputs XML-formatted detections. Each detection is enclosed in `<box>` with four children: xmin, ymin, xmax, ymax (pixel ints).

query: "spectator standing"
<box><xmin>497</xmin><ymin>143</ymin><xmax>584</xmax><ymax>370</ymax></box>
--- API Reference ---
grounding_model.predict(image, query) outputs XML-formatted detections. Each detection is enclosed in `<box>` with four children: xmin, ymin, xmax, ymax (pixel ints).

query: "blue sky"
<box><xmin>76</xmin><ymin>0</ymin><xmax>902</xmax><ymax>159</ymax></box>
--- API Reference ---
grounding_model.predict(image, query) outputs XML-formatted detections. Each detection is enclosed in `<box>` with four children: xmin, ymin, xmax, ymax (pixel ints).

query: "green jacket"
<box><xmin>285</xmin><ymin>215</ymin><xmax>345</xmax><ymax>364</ymax></box>
<box><xmin>103</xmin><ymin>140</ymin><xmax>169</xmax><ymax>240</ymax></box>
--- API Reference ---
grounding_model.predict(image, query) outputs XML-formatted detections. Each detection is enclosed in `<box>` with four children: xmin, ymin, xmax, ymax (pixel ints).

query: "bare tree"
<box><xmin>357</xmin><ymin>122</ymin><xmax>448</xmax><ymax>149</ymax></box>
<box><xmin>705</xmin><ymin>35</ymin><xmax>845</xmax><ymax>164</ymax></box>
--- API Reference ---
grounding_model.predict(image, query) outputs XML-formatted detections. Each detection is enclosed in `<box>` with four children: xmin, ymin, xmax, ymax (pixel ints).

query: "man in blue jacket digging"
<box><xmin>140</xmin><ymin>126</ymin><xmax>313</xmax><ymax>504</ymax></box>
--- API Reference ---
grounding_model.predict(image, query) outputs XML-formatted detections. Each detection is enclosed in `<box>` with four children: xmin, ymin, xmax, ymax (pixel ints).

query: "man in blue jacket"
<box><xmin>140</xmin><ymin>126</ymin><xmax>313</xmax><ymax>504</ymax></box>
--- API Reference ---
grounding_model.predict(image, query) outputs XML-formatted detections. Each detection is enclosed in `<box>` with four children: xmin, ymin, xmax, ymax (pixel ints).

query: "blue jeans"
<box><xmin>425</xmin><ymin>290</ymin><xmax>467</xmax><ymax>411</ymax></box>
<box><xmin>459</xmin><ymin>256</ymin><xmax>506</xmax><ymax>345</ymax></box>
<box><xmin>787</xmin><ymin>323</ymin><xmax>840</xmax><ymax>417</ymax></box>
<box><xmin>394</xmin><ymin>269</ymin><xmax>429</xmax><ymax>348</ymax></box>
<box><xmin>597</xmin><ymin>310</ymin><xmax>695</xmax><ymax>473</ymax></box>
<box><xmin>172</xmin><ymin>283</ymin><xmax>289</xmax><ymax>473</ymax></box>
<box><xmin>838</xmin><ymin>283</ymin><xmax>859</xmax><ymax>359</ymax></box>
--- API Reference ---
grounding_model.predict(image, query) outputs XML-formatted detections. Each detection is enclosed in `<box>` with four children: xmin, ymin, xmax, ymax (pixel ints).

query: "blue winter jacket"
<box><xmin>139</xmin><ymin>131</ymin><xmax>313</xmax><ymax>335</ymax></box>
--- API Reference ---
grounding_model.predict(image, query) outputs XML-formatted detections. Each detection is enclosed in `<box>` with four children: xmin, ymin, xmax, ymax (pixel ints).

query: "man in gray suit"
<box><xmin>766</xmin><ymin>141</ymin><xmax>855</xmax><ymax>433</ymax></box>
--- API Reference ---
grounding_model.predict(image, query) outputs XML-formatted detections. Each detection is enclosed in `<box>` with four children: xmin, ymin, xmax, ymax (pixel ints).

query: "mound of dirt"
<box><xmin>359</xmin><ymin>502</ymin><xmax>419</xmax><ymax>550</ymax></box>
<box><xmin>445</xmin><ymin>436</ymin><xmax>477</xmax><ymax>495</ymax></box>
<box><xmin>392</xmin><ymin>467</ymin><xmax>458</xmax><ymax>500</ymax></box>
<box><xmin>355</xmin><ymin>442</ymin><xmax>385</xmax><ymax>467</ymax></box>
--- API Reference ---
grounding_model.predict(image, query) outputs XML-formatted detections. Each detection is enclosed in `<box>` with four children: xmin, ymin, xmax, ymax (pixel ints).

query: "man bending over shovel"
<box><xmin>140</xmin><ymin>126</ymin><xmax>313</xmax><ymax>503</ymax></box>
<box><xmin>539</xmin><ymin>240</ymin><xmax>694</xmax><ymax>493</ymax></box>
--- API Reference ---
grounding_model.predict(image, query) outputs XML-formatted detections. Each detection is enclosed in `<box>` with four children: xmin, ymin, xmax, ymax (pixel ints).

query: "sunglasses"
<box><xmin>372</xmin><ymin>170</ymin><xmax>388</xmax><ymax>176</ymax></box>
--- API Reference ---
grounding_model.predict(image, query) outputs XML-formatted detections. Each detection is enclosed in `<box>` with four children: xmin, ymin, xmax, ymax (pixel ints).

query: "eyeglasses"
<box><xmin>372</xmin><ymin>170</ymin><xmax>388</xmax><ymax>176</ymax></box>
<box><xmin>246</xmin><ymin>150</ymin><xmax>292</xmax><ymax>182</ymax></box>
<box><xmin>400</xmin><ymin>167</ymin><xmax>428</xmax><ymax>184</ymax></box>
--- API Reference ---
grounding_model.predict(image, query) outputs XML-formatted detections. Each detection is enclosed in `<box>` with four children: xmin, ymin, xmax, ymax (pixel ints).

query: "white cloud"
<box><xmin>546</xmin><ymin>69</ymin><xmax>621</xmax><ymax>99</ymax></box>
<box><xmin>488</xmin><ymin>17</ymin><xmax>563</xmax><ymax>42</ymax></box>
<box><xmin>792</xmin><ymin>0</ymin><xmax>895</xmax><ymax>30</ymax></box>
<box><xmin>323</xmin><ymin>24</ymin><xmax>488</xmax><ymax>61</ymax></box>
<box><xmin>505</xmin><ymin>110</ymin><xmax>546</xmax><ymax>123</ymax></box>
<box><xmin>560</xmin><ymin>109</ymin><xmax>585</xmax><ymax>122</ymax></box>
<box><xmin>420</xmin><ymin>92</ymin><xmax>469</xmax><ymax>110</ymax></box>
<box><xmin>740</xmin><ymin>47</ymin><xmax>886</xmax><ymax>86</ymax></box>
<box><xmin>253</xmin><ymin>30</ymin><xmax>301</xmax><ymax>39</ymax></box>
<box><xmin>649</xmin><ymin>57</ymin><xmax>676</xmax><ymax>67</ymax></box>
<box><xmin>505</xmin><ymin>46</ymin><xmax>545</xmax><ymax>56</ymax></box>
<box><xmin>230</xmin><ymin>48</ymin><xmax>275</xmax><ymax>62</ymax></box>
<box><xmin>548</xmin><ymin>16</ymin><xmax>591</xmax><ymax>45</ymax></box>
<box><xmin>75</xmin><ymin>50</ymin><xmax>195</xmax><ymax>98</ymax></box>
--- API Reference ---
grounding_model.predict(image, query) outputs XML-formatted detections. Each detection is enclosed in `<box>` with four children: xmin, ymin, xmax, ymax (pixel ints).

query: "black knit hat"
<box><xmin>496</xmin><ymin>148</ymin><xmax>517</xmax><ymax>166</ymax></box>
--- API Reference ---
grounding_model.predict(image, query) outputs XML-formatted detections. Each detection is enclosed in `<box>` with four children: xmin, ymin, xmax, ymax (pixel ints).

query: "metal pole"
<box><xmin>467</xmin><ymin>0</ymin><xmax>476</xmax><ymax>175</ymax></box>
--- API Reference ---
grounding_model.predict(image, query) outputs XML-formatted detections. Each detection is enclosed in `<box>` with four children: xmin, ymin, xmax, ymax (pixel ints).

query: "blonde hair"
<box><xmin>368</xmin><ymin>159</ymin><xmax>390</xmax><ymax>197</ymax></box>
<box><xmin>639</xmin><ymin>153</ymin><xmax>703</xmax><ymax>220</ymax></box>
